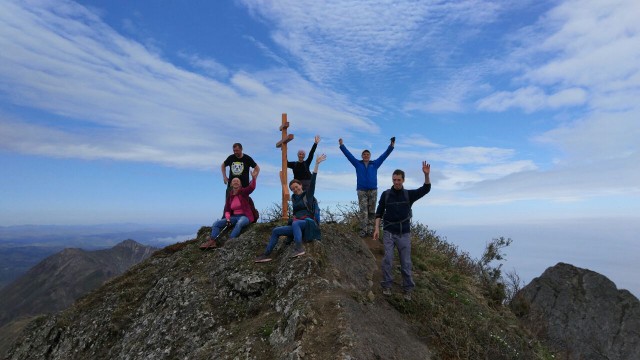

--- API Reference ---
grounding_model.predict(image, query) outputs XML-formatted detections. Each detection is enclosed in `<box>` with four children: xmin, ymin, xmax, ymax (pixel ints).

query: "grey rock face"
<box><xmin>5</xmin><ymin>224</ymin><xmax>431</xmax><ymax>359</ymax></box>
<box><xmin>514</xmin><ymin>262</ymin><xmax>640</xmax><ymax>360</ymax></box>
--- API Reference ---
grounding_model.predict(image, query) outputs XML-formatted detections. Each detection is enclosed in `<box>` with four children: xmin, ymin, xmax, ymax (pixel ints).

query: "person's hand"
<box><xmin>338</xmin><ymin>138</ymin><xmax>343</xmax><ymax>146</ymax></box>
<box><xmin>390</xmin><ymin>136</ymin><xmax>395</xmax><ymax>147</ymax></box>
<box><xmin>251</xmin><ymin>167</ymin><xmax>260</xmax><ymax>178</ymax></box>
<box><xmin>226</xmin><ymin>220</ymin><xmax>232</xmax><ymax>227</ymax></box>
<box><xmin>315</xmin><ymin>135</ymin><xmax>321</xmax><ymax>144</ymax></box>
<box><xmin>316</xmin><ymin>153</ymin><xmax>327</xmax><ymax>165</ymax></box>
<box><xmin>373</xmin><ymin>228</ymin><xmax>379</xmax><ymax>241</ymax></box>
<box><xmin>422</xmin><ymin>161</ymin><xmax>431</xmax><ymax>174</ymax></box>
<box><xmin>223</xmin><ymin>176</ymin><xmax>229</xmax><ymax>185</ymax></box>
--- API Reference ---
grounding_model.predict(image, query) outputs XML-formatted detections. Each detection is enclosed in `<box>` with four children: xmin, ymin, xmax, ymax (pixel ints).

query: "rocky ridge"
<box><xmin>6</xmin><ymin>224</ymin><xmax>431</xmax><ymax>359</ymax></box>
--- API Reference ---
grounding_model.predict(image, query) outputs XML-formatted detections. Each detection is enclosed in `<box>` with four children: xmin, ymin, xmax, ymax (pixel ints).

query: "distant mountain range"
<box><xmin>0</xmin><ymin>239</ymin><xmax>157</xmax><ymax>355</ymax></box>
<box><xmin>0</xmin><ymin>223</ymin><xmax>195</xmax><ymax>288</ymax></box>
<box><xmin>0</xmin><ymin>246</ymin><xmax>63</xmax><ymax>289</ymax></box>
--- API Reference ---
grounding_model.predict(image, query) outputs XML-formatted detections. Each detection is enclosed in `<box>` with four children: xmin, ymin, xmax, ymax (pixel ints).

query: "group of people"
<box><xmin>202</xmin><ymin>137</ymin><xmax>431</xmax><ymax>299</ymax></box>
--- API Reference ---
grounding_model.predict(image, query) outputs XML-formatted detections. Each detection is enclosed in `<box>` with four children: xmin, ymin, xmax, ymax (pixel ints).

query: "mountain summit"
<box><xmin>4</xmin><ymin>223</ymin><xmax>638</xmax><ymax>359</ymax></box>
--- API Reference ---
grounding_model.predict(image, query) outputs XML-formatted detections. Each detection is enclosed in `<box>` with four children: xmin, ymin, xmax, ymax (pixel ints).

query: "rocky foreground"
<box><xmin>6</xmin><ymin>224</ymin><xmax>431</xmax><ymax>359</ymax></box>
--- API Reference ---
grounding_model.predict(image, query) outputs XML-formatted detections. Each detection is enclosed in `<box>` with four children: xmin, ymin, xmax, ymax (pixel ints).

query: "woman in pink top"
<box><xmin>200</xmin><ymin>167</ymin><xmax>259</xmax><ymax>249</ymax></box>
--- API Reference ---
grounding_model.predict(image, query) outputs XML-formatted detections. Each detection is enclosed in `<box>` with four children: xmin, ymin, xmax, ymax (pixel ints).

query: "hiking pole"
<box><xmin>200</xmin><ymin>222</ymin><xmax>232</xmax><ymax>250</ymax></box>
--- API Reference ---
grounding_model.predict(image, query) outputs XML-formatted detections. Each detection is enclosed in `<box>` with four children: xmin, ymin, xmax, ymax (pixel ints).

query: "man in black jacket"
<box><xmin>373</xmin><ymin>161</ymin><xmax>431</xmax><ymax>300</ymax></box>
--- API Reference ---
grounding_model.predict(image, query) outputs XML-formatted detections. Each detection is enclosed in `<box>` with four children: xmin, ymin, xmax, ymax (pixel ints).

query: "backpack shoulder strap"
<box><xmin>302</xmin><ymin>194</ymin><xmax>320</xmax><ymax>223</ymax></box>
<box><xmin>382</xmin><ymin>188</ymin><xmax>412</xmax><ymax>226</ymax></box>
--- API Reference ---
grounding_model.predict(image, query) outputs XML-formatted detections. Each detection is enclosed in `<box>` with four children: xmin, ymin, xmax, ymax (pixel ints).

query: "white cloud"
<box><xmin>239</xmin><ymin>0</ymin><xmax>503</xmax><ymax>84</ymax></box>
<box><xmin>476</xmin><ymin>86</ymin><xmax>588</xmax><ymax>112</ymax></box>
<box><xmin>429</xmin><ymin>146</ymin><xmax>517</xmax><ymax>165</ymax></box>
<box><xmin>0</xmin><ymin>0</ymin><xmax>377</xmax><ymax>168</ymax></box>
<box><xmin>178</xmin><ymin>52</ymin><xmax>229</xmax><ymax>79</ymax></box>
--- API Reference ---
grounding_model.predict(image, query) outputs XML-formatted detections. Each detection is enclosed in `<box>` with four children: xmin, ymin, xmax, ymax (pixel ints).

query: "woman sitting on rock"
<box><xmin>254</xmin><ymin>154</ymin><xmax>326</xmax><ymax>262</ymax></box>
<box><xmin>200</xmin><ymin>167</ymin><xmax>259</xmax><ymax>249</ymax></box>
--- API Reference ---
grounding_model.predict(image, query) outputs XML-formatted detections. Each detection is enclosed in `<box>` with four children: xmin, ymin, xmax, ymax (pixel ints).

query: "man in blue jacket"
<box><xmin>339</xmin><ymin>137</ymin><xmax>394</xmax><ymax>237</ymax></box>
<box><xmin>373</xmin><ymin>161</ymin><xmax>431</xmax><ymax>301</ymax></box>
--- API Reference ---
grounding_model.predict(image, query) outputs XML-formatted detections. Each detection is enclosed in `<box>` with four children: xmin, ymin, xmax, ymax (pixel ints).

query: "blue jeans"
<box><xmin>211</xmin><ymin>215</ymin><xmax>250</xmax><ymax>239</ymax></box>
<box><xmin>264</xmin><ymin>220</ymin><xmax>305</xmax><ymax>255</ymax></box>
<box><xmin>381</xmin><ymin>231</ymin><xmax>415</xmax><ymax>292</ymax></box>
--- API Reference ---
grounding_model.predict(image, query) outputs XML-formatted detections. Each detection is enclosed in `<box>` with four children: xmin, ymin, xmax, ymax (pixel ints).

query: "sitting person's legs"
<box><xmin>228</xmin><ymin>215</ymin><xmax>250</xmax><ymax>238</ymax></box>
<box><xmin>264</xmin><ymin>225</ymin><xmax>293</xmax><ymax>255</ymax></box>
<box><xmin>210</xmin><ymin>218</ymin><xmax>227</xmax><ymax>238</ymax></box>
<box><xmin>291</xmin><ymin>220</ymin><xmax>305</xmax><ymax>249</ymax></box>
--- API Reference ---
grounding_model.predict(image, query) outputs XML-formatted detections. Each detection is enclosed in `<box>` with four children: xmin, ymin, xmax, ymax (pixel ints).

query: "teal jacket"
<box><xmin>291</xmin><ymin>173</ymin><xmax>321</xmax><ymax>241</ymax></box>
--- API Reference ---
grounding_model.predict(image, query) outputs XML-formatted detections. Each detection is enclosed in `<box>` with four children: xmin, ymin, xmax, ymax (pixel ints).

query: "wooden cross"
<box><xmin>275</xmin><ymin>113</ymin><xmax>294</xmax><ymax>220</ymax></box>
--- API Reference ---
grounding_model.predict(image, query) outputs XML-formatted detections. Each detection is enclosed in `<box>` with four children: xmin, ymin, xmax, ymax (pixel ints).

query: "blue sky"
<box><xmin>1</xmin><ymin>1</ymin><xmax>639</xmax><ymax>295</ymax></box>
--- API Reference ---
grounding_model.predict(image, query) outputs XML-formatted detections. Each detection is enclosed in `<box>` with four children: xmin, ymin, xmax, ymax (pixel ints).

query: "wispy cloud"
<box><xmin>239</xmin><ymin>0</ymin><xmax>503</xmax><ymax>84</ymax></box>
<box><xmin>178</xmin><ymin>52</ymin><xmax>230</xmax><ymax>79</ymax></box>
<box><xmin>0</xmin><ymin>0</ymin><xmax>376</xmax><ymax>168</ymax></box>
<box><xmin>476</xmin><ymin>86</ymin><xmax>588</xmax><ymax>112</ymax></box>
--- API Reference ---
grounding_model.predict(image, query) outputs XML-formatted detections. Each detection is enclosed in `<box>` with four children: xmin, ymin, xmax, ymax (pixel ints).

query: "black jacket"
<box><xmin>376</xmin><ymin>183</ymin><xmax>431</xmax><ymax>234</ymax></box>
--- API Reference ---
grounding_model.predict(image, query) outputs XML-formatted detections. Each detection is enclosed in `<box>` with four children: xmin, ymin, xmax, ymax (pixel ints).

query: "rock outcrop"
<box><xmin>513</xmin><ymin>262</ymin><xmax>640</xmax><ymax>360</ymax></box>
<box><xmin>5</xmin><ymin>224</ymin><xmax>432</xmax><ymax>359</ymax></box>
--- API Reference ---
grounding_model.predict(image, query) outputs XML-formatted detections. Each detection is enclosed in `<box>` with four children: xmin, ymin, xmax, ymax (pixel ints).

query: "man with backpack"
<box><xmin>373</xmin><ymin>161</ymin><xmax>431</xmax><ymax>300</ymax></box>
<box><xmin>254</xmin><ymin>154</ymin><xmax>326</xmax><ymax>262</ymax></box>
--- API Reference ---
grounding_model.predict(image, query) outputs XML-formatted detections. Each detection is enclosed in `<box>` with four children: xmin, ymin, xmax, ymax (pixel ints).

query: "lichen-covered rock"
<box><xmin>514</xmin><ymin>262</ymin><xmax>640</xmax><ymax>360</ymax></box>
<box><xmin>6</xmin><ymin>223</ymin><xmax>431</xmax><ymax>359</ymax></box>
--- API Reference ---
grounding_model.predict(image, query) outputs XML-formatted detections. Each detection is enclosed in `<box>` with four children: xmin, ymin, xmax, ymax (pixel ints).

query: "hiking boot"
<box><xmin>199</xmin><ymin>238</ymin><xmax>217</xmax><ymax>249</ymax></box>
<box><xmin>382</xmin><ymin>288</ymin><xmax>392</xmax><ymax>296</ymax></box>
<box><xmin>291</xmin><ymin>248</ymin><xmax>306</xmax><ymax>258</ymax></box>
<box><xmin>254</xmin><ymin>254</ymin><xmax>272</xmax><ymax>263</ymax></box>
<box><xmin>403</xmin><ymin>292</ymin><xmax>412</xmax><ymax>301</ymax></box>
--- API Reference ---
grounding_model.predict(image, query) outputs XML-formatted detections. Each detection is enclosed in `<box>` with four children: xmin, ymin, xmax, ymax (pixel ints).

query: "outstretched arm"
<box><xmin>306</xmin><ymin>135</ymin><xmax>319</xmax><ymax>165</ymax></box>
<box><xmin>373</xmin><ymin>141</ymin><xmax>394</xmax><ymax>164</ymax></box>
<box><xmin>338</xmin><ymin>138</ymin><xmax>359</xmax><ymax>166</ymax></box>
<box><xmin>307</xmin><ymin>154</ymin><xmax>327</xmax><ymax>199</ymax></box>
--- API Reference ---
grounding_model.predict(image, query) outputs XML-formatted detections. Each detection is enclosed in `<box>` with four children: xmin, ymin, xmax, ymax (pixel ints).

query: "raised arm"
<box><xmin>313</xmin><ymin>153</ymin><xmax>327</xmax><ymax>173</ymax></box>
<box><xmin>306</xmin><ymin>135</ymin><xmax>320</xmax><ymax>165</ymax></box>
<box><xmin>373</xmin><ymin>140</ymin><xmax>394</xmax><ymax>164</ymax></box>
<box><xmin>422</xmin><ymin>161</ymin><xmax>431</xmax><ymax>184</ymax></box>
<box><xmin>338</xmin><ymin>138</ymin><xmax>359</xmax><ymax>166</ymax></box>
<box><xmin>408</xmin><ymin>161</ymin><xmax>432</xmax><ymax>203</ymax></box>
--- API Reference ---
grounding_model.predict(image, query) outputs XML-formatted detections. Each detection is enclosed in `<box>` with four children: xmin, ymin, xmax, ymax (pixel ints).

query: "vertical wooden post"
<box><xmin>275</xmin><ymin>113</ymin><xmax>294</xmax><ymax>220</ymax></box>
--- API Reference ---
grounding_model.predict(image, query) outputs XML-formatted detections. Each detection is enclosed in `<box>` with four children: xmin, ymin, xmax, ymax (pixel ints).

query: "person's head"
<box><xmin>392</xmin><ymin>169</ymin><xmax>405</xmax><ymax>190</ymax></box>
<box><xmin>297</xmin><ymin>149</ymin><xmax>305</xmax><ymax>161</ymax></box>
<box><xmin>361</xmin><ymin>150</ymin><xmax>371</xmax><ymax>162</ymax></box>
<box><xmin>230</xmin><ymin>178</ymin><xmax>242</xmax><ymax>191</ymax></box>
<box><xmin>232</xmin><ymin>143</ymin><xmax>243</xmax><ymax>158</ymax></box>
<box><xmin>289</xmin><ymin>179</ymin><xmax>303</xmax><ymax>195</ymax></box>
